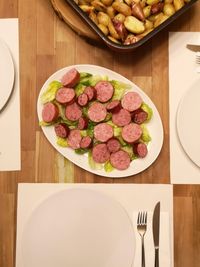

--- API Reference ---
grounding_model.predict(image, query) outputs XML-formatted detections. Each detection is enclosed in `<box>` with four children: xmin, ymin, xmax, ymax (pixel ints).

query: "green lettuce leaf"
<box><xmin>74</xmin><ymin>83</ymin><xmax>85</xmax><ymax>96</ymax></box>
<box><xmin>141</xmin><ymin>102</ymin><xmax>153</xmax><ymax>121</ymax></box>
<box><xmin>75</xmin><ymin>148</ymin><xmax>89</xmax><ymax>154</ymax></box>
<box><xmin>56</xmin><ymin>137</ymin><xmax>68</xmax><ymax>147</ymax></box>
<box><xmin>121</xmin><ymin>145</ymin><xmax>134</xmax><ymax>158</ymax></box>
<box><xmin>39</xmin><ymin>121</ymin><xmax>53</xmax><ymax>127</ymax></box>
<box><xmin>111</xmin><ymin>80</ymin><xmax>131</xmax><ymax>100</ymax></box>
<box><xmin>80</xmin><ymin>130</ymin><xmax>87</xmax><ymax>137</ymax></box>
<box><xmin>113</xmin><ymin>127</ymin><xmax>122</xmax><ymax>137</ymax></box>
<box><xmin>140</xmin><ymin>124</ymin><xmax>151</xmax><ymax>143</ymax></box>
<box><xmin>80</xmin><ymin>72</ymin><xmax>92</xmax><ymax>79</ymax></box>
<box><xmin>41</xmin><ymin>81</ymin><xmax>62</xmax><ymax>104</ymax></box>
<box><xmin>104</xmin><ymin>161</ymin><xmax>114</xmax><ymax>172</ymax></box>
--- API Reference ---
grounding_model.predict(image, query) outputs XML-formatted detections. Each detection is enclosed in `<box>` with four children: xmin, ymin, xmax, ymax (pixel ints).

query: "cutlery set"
<box><xmin>186</xmin><ymin>44</ymin><xmax>200</xmax><ymax>73</ymax></box>
<box><xmin>137</xmin><ymin>202</ymin><xmax>160</xmax><ymax>267</ymax></box>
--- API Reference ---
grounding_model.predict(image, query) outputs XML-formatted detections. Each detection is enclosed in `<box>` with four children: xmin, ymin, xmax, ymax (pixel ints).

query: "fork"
<box><xmin>137</xmin><ymin>211</ymin><xmax>147</xmax><ymax>267</ymax></box>
<box><xmin>195</xmin><ymin>52</ymin><xmax>200</xmax><ymax>73</ymax></box>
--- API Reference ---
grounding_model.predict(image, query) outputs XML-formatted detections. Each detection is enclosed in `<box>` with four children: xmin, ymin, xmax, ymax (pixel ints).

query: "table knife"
<box><xmin>152</xmin><ymin>202</ymin><xmax>160</xmax><ymax>267</ymax></box>
<box><xmin>186</xmin><ymin>44</ymin><xmax>200</xmax><ymax>52</ymax></box>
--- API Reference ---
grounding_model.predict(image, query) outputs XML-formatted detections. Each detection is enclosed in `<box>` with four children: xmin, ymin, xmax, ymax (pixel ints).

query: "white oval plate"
<box><xmin>0</xmin><ymin>39</ymin><xmax>15</xmax><ymax>111</ymax></box>
<box><xmin>177</xmin><ymin>81</ymin><xmax>200</xmax><ymax>167</ymax></box>
<box><xmin>22</xmin><ymin>188</ymin><xmax>135</xmax><ymax>267</ymax></box>
<box><xmin>37</xmin><ymin>65</ymin><xmax>163</xmax><ymax>177</ymax></box>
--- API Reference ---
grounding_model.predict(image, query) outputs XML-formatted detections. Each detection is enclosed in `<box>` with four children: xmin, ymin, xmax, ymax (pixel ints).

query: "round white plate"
<box><xmin>22</xmin><ymin>188</ymin><xmax>135</xmax><ymax>267</ymax></box>
<box><xmin>0</xmin><ymin>39</ymin><xmax>15</xmax><ymax>111</ymax></box>
<box><xmin>37</xmin><ymin>64</ymin><xmax>163</xmax><ymax>177</ymax></box>
<box><xmin>177</xmin><ymin>81</ymin><xmax>200</xmax><ymax>167</ymax></box>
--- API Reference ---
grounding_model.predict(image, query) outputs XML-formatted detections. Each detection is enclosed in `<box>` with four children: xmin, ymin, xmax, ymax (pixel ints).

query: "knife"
<box><xmin>186</xmin><ymin>44</ymin><xmax>200</xmax><ymax>52</ymax></box>
<box><xmin>152</xmin><ymin>202</ymin><xmax>160</xmax><ymax>267</ymax></box>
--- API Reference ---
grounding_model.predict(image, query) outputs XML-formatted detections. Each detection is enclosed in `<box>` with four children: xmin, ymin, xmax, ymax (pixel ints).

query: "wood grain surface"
<box><xmin>0</xmin><ymin>0</ymin><xmax>200</xmax><ymax>267</ymax></box>
<box><xmin>51</xmin><ymin>0</ymin><xmax>99</xmax><ymax>41</ymax></box>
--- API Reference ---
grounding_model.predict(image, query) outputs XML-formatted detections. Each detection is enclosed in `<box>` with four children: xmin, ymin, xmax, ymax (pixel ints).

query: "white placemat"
<box><xmin>16</xmin><ymin>183</ymin><xmax>173</xmax><ymax>267</ymax></box>
<box><xmin>0</xmin><ymin>19</ymin><xmax>20</xmax><ymax>171</ymax></box>
<box><xmin>169</xmin><ymin>32</ymin><xmax>200</xmax><ymax>184</ymax></box>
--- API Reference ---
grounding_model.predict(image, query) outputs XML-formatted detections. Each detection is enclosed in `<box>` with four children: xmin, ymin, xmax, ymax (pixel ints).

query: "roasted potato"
<box><xmin>97</xmin><ymin>12</ymin><xmax>110</xmax><ymax>26</ymax></box>
<box><xmin>163</xmin><ymin>3</ymin><xmax>176</xmax><ymax>16</ymax></box>
<box><xmin>75</xmin><ymin>0</ymin><xmax>190</xmax><ymax>45</ymax></box>
<box><xmin>124</xmin><ymin>16</ymin><xmax>145</xmax><ymax>34</ymax></box>
<box><xmin>112</xmin><ymin>1</ymin><xmax>132</xmax><ymax>16</ymax></box>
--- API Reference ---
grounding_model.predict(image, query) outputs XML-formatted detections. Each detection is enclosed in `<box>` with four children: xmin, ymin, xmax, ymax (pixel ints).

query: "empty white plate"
<box><xmin>176</xmin><ymin>80</ymin><xmax>200</xmax><ymax>167</ymax></box>
<box><xmin>0</xmin><ymin>39</ymin><xmax>15</xmax><ymax>111</ymax></box>
<box><xmin>22</xmin><ymin>188</ymin><xmax>135</xmax><ymax>267</ymax></box>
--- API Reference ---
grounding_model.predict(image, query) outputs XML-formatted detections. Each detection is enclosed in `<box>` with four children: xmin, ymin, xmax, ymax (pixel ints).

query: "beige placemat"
<box><xmin>0</xmin><ymin>18</ymin><xmax>20</xmax><ymax>171</ymax></box>
<box><xmin>16</xmin><ymin>183</ymin><xmax>173</xmax><ymax>267</ymax></box>
<box><xmin>169</xmin><ymin>32</ymin><xmax>200</xmax><ymax>184</ymax></box>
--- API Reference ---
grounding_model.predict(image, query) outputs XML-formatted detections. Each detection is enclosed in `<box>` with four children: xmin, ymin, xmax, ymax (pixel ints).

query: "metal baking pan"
<box><xmin>65</xmin><ymin>0</ymin><xmax>198</xmax><ymax>51</ymax></box>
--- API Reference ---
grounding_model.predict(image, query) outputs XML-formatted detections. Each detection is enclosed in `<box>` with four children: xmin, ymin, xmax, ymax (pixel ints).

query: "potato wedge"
<box><xmin>173</xmin><ymin>0</ymin><xmax>184</xmax><ymax>11</ymax></box>
<box><xmin>97</xmin><ymin>12</ymin><xmax>110</xmax><ymax>26</ymax></box>
<box><xmin>163</xmin><ymin>3</ymin><xmax>175</xmax><ymax>16</ymax></box>
<box><xmin>124</xmin><ymin>16</ymin><xmax>145</xmax><ymax>34</ymax></box>
<box><xmin>112</xmin><ymin>1</ymin><xmax>132</xmax><ymax>16</ymax></box>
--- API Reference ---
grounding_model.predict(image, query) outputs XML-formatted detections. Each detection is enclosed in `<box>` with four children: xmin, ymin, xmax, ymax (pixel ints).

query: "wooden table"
<box><xmin>0</xmin><ymin>0</ymin><xmax>200</xmax><ymax>266</ymax></box>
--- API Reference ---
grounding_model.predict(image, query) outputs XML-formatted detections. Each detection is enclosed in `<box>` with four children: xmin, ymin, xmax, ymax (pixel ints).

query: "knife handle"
<box><xmin>155</xmin><ymin>248</ymin><xmax>159</xmax><ymax>267</ymax></box>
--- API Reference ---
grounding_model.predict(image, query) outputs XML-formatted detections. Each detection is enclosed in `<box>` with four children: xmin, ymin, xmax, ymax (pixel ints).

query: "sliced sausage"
<box><xmin>54</xmin><ymin>123</ymin><xmax>69</xmax><ymax>138</ymax></box>
<box><xmin>106</xmin><ymin>100</ymin><xmax>120</xmax><ymax>112</ymax></box>
<box><xmin>110</xmin><ymin>150</ymin><xmax>130</xmax><ymax>170</ymax></box>
<box><xmin>61</xmin><ymin>68</ymin><xmax>80</xmax><ymax>87</ymax></box>
<box><xmin>112</xmin><ymin>108</ymin><xmax>131</xmax><ymax>127</ymax></box>
<box><xmin>84</xmin><ymin>86</ymin><xmax>96</xmax><ymax>101</ymax></box>
<box><xmin>67</xmin><ymin>129</ymin><xmax>82</xmax><ymax>149</ymax></box>
<box><xmin>107</xmin><ymin>138</ymin><xmax>121</xmax><ymax>153</ymax></box>
<box><xmin>42</xmin><ymin>102</ymin><xmax>59</xmax><ymax>123</ymax></box>
<box><xmin>77</xmin><ymin>93</ymin><xmax>88</xmax><ymax>107</ymax></box>
<box><xmin>95</xmin><ymin>81</ymin><xmax>114</xmax><ymax>103</ymax></box>
<box><xmin>55</xmin><ymin>87</ymin><xmax>75</xmax><ymax>104</ymax></box>
<box><xmin>121</xmin><ymin>92</ymin><xmax>143</xmax><ymax>112</ymax></box>
<box><xmin>77</xmin><ymin>117</ymin><xmax>88</xmax><ymax>130</ymax></box>
<box><xmin>94</xmin><ymin>123</ymin><xmax>113</xmax><ymax>142</ymax></box>
<box><xmin>133</xmin><ymin>142</ymin><xmax>148</xmax><ymax>158</ymax></box>
<box><xmin>92</xmin><ymin>143</ymin><xmax>110</xmax><ymax>164</ymax></box>
<box><xmin>122</xmin><ymin>123</ymin><xmax>142</xmax><ymax>143</ymax></box>
<box><xmin>80</xmin><ymin>136</ymin><xmax>92</xmax><ymax>149</ymax></box>
<box><xmin>131</xmin><ymin>108</ymin><xmax>148</xmax><ymax>124</ymax></box>
<box><xmin>88</xmin><ymin>102</ymin><xmax>107</xmax><ymax>122</ymax></box>
<box><xmin>65</xmin><ymin>102</ymin><xmax>82</xmax><ymax>121</ymax></box>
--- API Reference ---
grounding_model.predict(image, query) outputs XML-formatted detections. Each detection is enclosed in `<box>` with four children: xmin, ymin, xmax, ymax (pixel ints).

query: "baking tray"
<box><xmin>64</xmin><ymin>0</ymin><xmax>198</xmax><ymax>51</ymax></box>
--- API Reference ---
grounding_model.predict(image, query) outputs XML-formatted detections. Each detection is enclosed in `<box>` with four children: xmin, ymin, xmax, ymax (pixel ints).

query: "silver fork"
<box><xmin>196</xmin><ymin>52</ymin><xmax>200</xmax><ymax>73</ymax></box>
<box><xmin>137</xmin><ymin>211</ymin><xmax>147</xmax><ymax>267</ymax></box>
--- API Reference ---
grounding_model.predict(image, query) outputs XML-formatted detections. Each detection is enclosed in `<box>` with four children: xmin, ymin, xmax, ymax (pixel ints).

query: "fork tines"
<box><xmin>196</xmin><ymin>52</ymin><xmax>200</xmax><ymax>64</ymax></box>
<box><xmin>137</xmin><ymin>211</ymin><xmax>147</xmax><ymax>225</ymax></box>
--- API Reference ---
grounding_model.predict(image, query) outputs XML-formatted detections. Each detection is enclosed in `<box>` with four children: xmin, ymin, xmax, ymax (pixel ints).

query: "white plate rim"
<box><xmin>21</xmin><ymin>187</ymin><xmax>135</xmax><ymax>267</ymax></box>
<box><xmin>176</xmin><ymin>81</ymin><xmax>200</xmax><ymax>167</ymax></box>
<box><xmin>0</xmin><ymin>38</ymin><xmax>15</xmax><ymax>111</ymax></box>
<box><xmin>37</xmin><ymin>64</ymin><xmax>164</xmax><ymax>178</ymax></box>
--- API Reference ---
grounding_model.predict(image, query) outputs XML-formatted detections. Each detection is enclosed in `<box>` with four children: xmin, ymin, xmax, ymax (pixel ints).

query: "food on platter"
<box><xmin>39</xmin><ymin>67</ymin><xmax>153</xmax><ymax>171</ymax></box>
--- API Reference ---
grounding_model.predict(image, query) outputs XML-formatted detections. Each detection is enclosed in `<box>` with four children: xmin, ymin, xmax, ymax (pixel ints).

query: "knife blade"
<box><xmin>152</xmin><ymin>202</ymin><xmax>160</xmax><ymax>267</ymax></box>
<box><xmin>186</xmin><ymin>44</ymin><xmax>200</xmax><ymax>52</ymax></box>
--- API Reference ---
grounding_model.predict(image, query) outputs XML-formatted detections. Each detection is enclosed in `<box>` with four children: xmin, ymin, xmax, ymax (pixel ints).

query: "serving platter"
<box><xmin>176</xmin><ymin>80</ymin><xmax>200</xmax><ymax>167</ymax></box>
<box><xmin>37</xmin><ymin>64</ymin><xmax>163</xmax><ymax>177</ymax></box>
<box><xmin>0</xmin><ymin>39</ymin><xmax>15</xmax><ymax>112</ymax></box>
<box><xmin>21</xmin><ymin>188</ymin><xmax>135</xmax><ymax>267</ymax></box>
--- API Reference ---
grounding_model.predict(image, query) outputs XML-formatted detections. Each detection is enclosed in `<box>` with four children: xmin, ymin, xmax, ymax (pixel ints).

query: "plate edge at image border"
<box><xmin>176</xmin><ymin>82</ymin><xmax>200</xmax><ymax>168</ymax></box>
<box><xmin>0</xmin><ymin>38</ymin><xmax>15</xmax><ymax>112</ymax></box>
